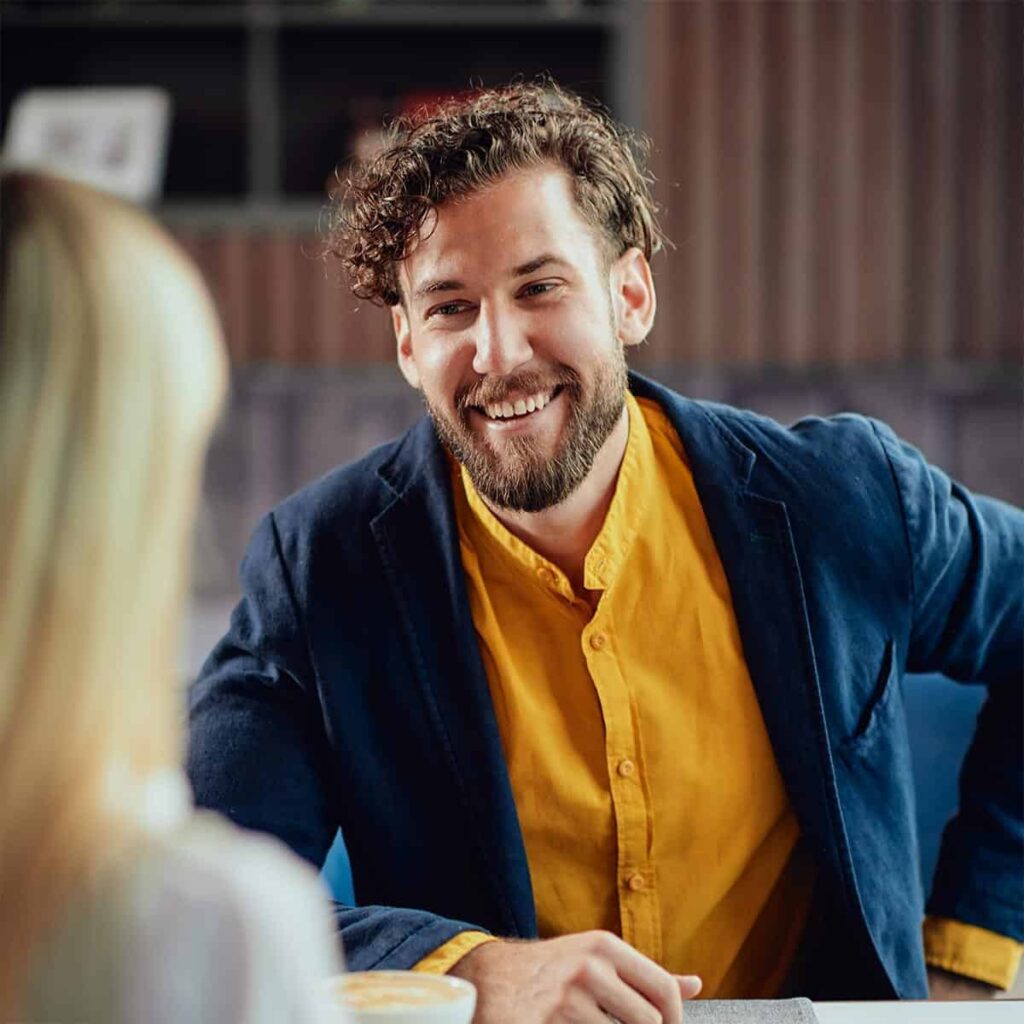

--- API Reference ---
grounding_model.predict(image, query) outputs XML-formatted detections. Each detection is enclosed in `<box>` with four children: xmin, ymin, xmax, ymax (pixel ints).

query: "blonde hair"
<box><xmin>0</xmin><ymin>173</ymin><xmax>227</xmax><ymax>1014</ymax></box>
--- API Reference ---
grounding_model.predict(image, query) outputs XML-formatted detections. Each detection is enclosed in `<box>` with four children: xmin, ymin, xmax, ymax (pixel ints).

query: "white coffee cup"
<box><xmin>325</xmin><ymin>970</ymin><xmax>476</xmax><ymax>1024</ymax></box>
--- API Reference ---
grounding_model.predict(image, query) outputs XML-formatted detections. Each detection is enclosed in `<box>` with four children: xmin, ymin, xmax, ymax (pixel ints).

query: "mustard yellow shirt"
<box><xmin>415</xmin><ymin>392</ymin><xmax>1020</xmax><ymax>992</ymax></box>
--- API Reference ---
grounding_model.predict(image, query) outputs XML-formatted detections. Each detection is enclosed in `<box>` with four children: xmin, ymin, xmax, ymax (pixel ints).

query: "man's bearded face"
<box><xmin>425</xmin><ymin>344</ymin><xmax>628</xmax><ymax>512</ymax></box>
<box><xmin>394</xmin><ymin>166</ymin><xmax>643</xmax><ymax>512</ymax></box>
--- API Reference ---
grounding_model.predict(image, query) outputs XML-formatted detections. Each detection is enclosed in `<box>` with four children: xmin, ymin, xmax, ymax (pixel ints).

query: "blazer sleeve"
<box><xmin>871</xmin><ymin>421</ymin><xmax>1024</xmax><ymax>943</ymax></box>
<box><xmin>186</xmin><ymin>512</ymin><xmax>489</xmax><ymax>971</ymax></box>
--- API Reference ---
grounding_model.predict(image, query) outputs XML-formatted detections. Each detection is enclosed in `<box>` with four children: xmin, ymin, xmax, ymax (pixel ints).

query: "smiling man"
<box><xmin>390</xmin><ymin>165</ymin><xmax>651</xmax><ymax>601</ymax></box>
<box><xmin>188</xmin><ymin>83</ymin><xmax>1023</xmax><ymax>1023</ymax></box>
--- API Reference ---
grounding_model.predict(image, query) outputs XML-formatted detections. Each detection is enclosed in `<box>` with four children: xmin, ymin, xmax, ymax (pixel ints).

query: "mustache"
<box><xmin>455</xmin><ymin>366</ymin><xmax>580</xmax><ymax>414</ymax></box>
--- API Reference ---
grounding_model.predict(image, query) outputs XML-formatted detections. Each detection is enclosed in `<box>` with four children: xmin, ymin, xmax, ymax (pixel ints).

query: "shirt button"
<box><xmin>537</xmin><ymin>566</ymin><xmax>555</xmax><ymax>586</ymax></box>
<box><xmin>589</xmin><ymin>632</ymin><xmax>607</xmax><ymax>651</ymax></box>
<box><xmin>617</xmin><ymin>759</ymin><xmax>636</xmax><ymax>778</ymax></box>
<box><xmin>626</xmin><ymin>873</ymin><xmax>645</xmax><ymax>892</ymax></box>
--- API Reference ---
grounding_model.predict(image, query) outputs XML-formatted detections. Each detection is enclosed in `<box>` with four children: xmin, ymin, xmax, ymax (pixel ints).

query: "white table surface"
<box><xmin>814</xmin><ymin>1002</ymin><xmax>1021</xmax><ymax>1023</ymax></box>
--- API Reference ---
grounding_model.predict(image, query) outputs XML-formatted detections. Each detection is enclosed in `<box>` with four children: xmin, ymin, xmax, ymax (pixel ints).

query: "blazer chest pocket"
<box><xmin>840</xmin><ymin>638</ymin><xmax>900</xmax><ymax>757</ymax></box>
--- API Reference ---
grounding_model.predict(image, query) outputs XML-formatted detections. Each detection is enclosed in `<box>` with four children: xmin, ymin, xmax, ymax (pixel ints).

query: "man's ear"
<box><xmin>611</xmin><ymin>247</ymin><xmax>656</xmax><ymax>349</ymax></box>
<box><xmin>393</xmin><ymin>303</ymin><xmax>420</xmax><ymax>389</ymax></box>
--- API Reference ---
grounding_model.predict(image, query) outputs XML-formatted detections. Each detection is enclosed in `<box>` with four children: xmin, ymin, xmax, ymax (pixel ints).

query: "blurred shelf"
<box><xmin>0</xmin><ymin>3</ymin><xmax>254</xmax><ymax>28</ymax></box>
<box><xmin>157</xmin><ymin>199</ymin><xmax>327</xmax><ymax>229</ymax></box>
<box><xmin>273</xmin><ymin>3</ymin><xmax>615</xmax><ymax>29</ymax></box>
<box><xmin>1</xmin><ymin>2</ymin><xmax>616</xmax><ymax>30</ymax></box>
<box><xmin>220</xmin><ymin>361</ymin><xmax>1024</xmax><ymax>390</ymax></box>
<box><xmin>2</xmin><ymin>0</ymin><xmax>623</xmax><ymax>201</ymax></box>
<box><xmin>649</xmin><ymin>362</ymin><xmax>1024</xmax><ymax>397</ymax></box>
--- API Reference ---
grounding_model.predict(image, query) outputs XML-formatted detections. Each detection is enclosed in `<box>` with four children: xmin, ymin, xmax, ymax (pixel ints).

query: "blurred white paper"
<box><xmin>2</xmin><ymin>87</ymin><xmax>171</xmax><ymax>204</ymax></box>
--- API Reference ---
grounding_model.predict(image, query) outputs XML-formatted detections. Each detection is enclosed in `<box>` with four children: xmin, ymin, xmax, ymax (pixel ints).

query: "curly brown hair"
<box><xmin>324</xmin><ymin>79</ymin><xmax>665</xmax><ymax>307</ymax></box>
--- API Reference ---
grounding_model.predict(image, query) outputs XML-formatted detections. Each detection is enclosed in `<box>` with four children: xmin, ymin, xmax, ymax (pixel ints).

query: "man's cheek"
<box><xmin>435</xmin><ymin>361</ymin><xmax>476</xmax><ymax>407</ymax></box>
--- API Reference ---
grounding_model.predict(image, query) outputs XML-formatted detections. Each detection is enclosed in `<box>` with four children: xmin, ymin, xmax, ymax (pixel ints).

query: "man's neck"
<box><xmin>480</xmin><ymin>407</ymin><xmax>630</xmax><ymax>594</ymax></box>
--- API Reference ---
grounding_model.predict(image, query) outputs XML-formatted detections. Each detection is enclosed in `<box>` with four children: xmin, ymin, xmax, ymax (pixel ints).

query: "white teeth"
<box><xmin>482</xmin><ymin>389</ymin><xmax>554</xmax><ymax>420</ymax></box>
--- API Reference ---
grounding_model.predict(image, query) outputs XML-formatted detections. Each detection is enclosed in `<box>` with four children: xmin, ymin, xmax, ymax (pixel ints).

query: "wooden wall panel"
<box><xmin>170</xmin><ymin>229</ymin><xmax>393</xmax><ymax>366</ymax></box>
<box><xmin>172</xmin><ymin>1</ymin><xmax>1020</xmax><ymax>369</ymax></box>
<box><xmin>858</xmin><ymin>0</ymin><xmax>900</xmax><ymax>364</ymax></box>
<box><xmin>645</xmin><ymin>0</ymin><xmax>1022</xmax><ymax>368</ymax></box>
<box><xmin>1001</xmin><ymin>0</ymin><xmax>1023</xmax><ymax>363</ymax></box>
<box><xmin>778</xmin><ymin>1</ymin><xmax>814</xmax><ymax>367</ymax></box>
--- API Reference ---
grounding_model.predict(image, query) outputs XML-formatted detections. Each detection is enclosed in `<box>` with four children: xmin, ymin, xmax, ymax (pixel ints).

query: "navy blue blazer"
<box><xmin>187</xmin><ymin>374</ymin><xmax>1023</xmax><ymax>999</ymax></box>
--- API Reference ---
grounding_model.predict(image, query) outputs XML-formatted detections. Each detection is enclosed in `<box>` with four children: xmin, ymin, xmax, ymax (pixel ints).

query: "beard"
<box><xmin>424</xmin><ymin>346</ymin><xmax>629</xmax><ymax>513</ymax></box>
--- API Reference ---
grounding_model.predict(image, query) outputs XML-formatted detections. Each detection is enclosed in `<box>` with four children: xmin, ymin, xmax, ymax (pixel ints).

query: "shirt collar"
<box><xmin>457</xmin><ymin>390</ymin><xmax>655</xmax><ymax>597</ymax></box>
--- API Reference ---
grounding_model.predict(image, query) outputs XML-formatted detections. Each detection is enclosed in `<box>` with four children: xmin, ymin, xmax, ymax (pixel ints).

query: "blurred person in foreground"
<box><xmin>188</xmin><ymin>82</ymin><xmax>1023</xmax><ymax>1022</ymax></box>
<box><xmin>0</xmin><ymin>172</ymin><xmax>343</xmax><ymax>1024</ymax></box>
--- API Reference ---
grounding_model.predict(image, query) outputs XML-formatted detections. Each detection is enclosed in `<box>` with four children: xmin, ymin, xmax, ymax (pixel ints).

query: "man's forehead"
<box><xmin>399</xmin><ymin>167</ymin><xmax>597</xmax><ymax>295</ymax></box>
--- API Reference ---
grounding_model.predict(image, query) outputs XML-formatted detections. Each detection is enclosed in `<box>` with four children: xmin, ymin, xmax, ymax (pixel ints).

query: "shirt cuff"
<box><xmin>411</xmin><ymin>931</ymin><xmax>497</xmax><ymax>974</ymax></box>
<box><xmin>923</xmin><ymin>915</ymin><xmax>1023</xmax><ymax>990</ymax></box>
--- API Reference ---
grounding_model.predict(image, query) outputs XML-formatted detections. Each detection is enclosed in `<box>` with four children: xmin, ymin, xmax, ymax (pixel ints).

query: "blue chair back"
<box><xmin>903</xmin><ymin>674</ymin><xmax>985</xmax><ymax>889</ymax></box>
<box><xmin>322</xmin><ymin>828</ymin><xmax>355</xmax><ymax>905</ymax></box>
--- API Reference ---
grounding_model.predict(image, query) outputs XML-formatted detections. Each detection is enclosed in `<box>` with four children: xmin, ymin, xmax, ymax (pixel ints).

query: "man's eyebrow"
<box><xmin>513</xmin><ymin>254</ymin><xmax>569</xmax><ymax>276</ymax></box>
<box><xmin>412</xmin><ymin>278</ymin><xmax>464</xmax><ymax>301</ymax></box>
<box><xmin>411</xmin><ymin>255</ymin><xmax>569</xmax><ymax>300</ymax></box>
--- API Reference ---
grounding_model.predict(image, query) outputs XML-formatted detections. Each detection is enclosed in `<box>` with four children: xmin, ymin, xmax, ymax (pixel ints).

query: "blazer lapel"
<box><xmin>636</xmin><ymin>377</ymin><xmax>867</xmax><ymax>930</ymax></box>
<box><xmin>713</xmin><ymin>492</ymin><xmax>860</xmax><ymax>900</ymax></box>
<box><xmin>371</xmin><ymin>420</ymin><xmax>536</xmax><ymax>938</ymax></box>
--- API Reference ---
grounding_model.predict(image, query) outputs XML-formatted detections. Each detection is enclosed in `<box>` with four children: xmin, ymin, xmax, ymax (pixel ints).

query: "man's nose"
<box><xmin>471</xmin><ymin>305</ymin><xmax>533</xmax><ymax>376</ymax></box>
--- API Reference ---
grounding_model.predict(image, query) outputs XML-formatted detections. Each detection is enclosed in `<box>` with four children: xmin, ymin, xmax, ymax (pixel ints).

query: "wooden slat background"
<box><xmin>173</xmin><ymin>228</ymin><xmax>395</xmax><ymax>365</ymax></box>
<box><xmin>642</xmin><ymin>0</ymin><xmax>1022</xmax><ymax>369</ymax></box>
<box><xmin>173</xmin><ymin>0</ymin><xmax>1022</xmax><ymax>369</ymax></box>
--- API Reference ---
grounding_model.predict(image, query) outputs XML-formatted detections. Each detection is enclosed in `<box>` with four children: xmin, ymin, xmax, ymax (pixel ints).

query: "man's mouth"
<box><xmin>474</xmin><ymin>385</ymin><xmax>563</xmax><ymax>422</ymax></box>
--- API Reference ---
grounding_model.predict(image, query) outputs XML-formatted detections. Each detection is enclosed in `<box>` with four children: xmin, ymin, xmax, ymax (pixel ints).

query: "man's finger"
<box><xmin>675</xmin><ymin>975</ymin><xmax>702</xmax><ymax>1000</ymax></box>
<box><xmin>582</xmin><ymin>962</ymin><xmax>663</xmax><ymax>1024</ymax></box>
<box><xmin>589</xmin><ymin>936</ymin><xmax>683</xmax><ymax>1024</ymax></box>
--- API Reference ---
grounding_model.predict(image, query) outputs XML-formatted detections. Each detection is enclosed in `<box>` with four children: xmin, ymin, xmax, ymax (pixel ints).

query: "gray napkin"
<box><xmin>681</xmin><ymin>998</ymin><xmax>819</xmax><ymax>1023</ymax></box>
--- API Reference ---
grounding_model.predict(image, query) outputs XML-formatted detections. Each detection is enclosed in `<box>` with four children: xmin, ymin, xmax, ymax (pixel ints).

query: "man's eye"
<box><xmin>520</xmin><ymin>282</ymin><xmax>557</xmax><ymax>299</ymax></box>
<box><xmin>428</xmin><ymin>302</ymin><xmax>471</xmax><ymax>318</ymax></box>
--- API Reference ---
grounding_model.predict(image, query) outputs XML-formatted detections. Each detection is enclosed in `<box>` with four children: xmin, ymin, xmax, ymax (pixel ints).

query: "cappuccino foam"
<box><xmin>332</xmin><ymin>973</ymin><xmax>468</xmax><ymax>1010</ymax></box>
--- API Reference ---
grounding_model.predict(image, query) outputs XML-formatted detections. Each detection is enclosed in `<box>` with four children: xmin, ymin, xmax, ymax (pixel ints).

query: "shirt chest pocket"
<box><xmin>839</xmin><ymin>638</ymin><xmax>901</xmax><ymax>758</ymax></box>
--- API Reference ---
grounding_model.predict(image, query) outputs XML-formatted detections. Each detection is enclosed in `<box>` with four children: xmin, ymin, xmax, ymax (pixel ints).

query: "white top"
<box><xmin>23</xmin><ymin>796</ymin><xmax>347</xmax><ymax>1024</ymax></box>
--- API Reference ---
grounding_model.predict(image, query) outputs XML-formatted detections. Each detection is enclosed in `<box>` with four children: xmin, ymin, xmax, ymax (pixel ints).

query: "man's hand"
<box><xmin>449</xmin><ymin>931</ymin><xmax>702</xmax><ymax>1024</ymax></box>
<box><xmin>927</xmin><ymin>966</ymin><xmax>999</xmax><ymax>1001</ymax></box>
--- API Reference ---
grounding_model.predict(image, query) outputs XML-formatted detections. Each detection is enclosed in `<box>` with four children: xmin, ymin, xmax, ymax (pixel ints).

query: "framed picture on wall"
<box><xmin>1</xmin><ymin>87</ymin><xmax>171</xmax><ymax>205</ymax></box>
